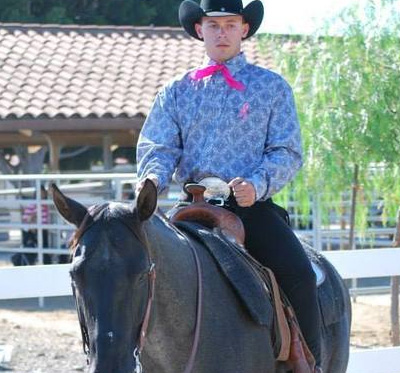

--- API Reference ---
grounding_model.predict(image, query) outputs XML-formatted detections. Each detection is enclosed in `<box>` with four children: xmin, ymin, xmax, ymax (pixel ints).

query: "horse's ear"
<box><xmin>136</xmin><ymin>179</ymin><xmax>158</xmax><ymax>221</ymax></box>
<box><xmin>51</xmin><ymin>183</ymin><xmax>88</xmax><ymax>228</ymax></box>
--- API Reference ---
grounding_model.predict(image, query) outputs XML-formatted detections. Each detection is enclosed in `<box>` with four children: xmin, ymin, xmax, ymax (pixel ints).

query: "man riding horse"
<box><xmin>136</xmin><ymin>0</ymin><xmax>322</xmax><ymax>371</ymax></box>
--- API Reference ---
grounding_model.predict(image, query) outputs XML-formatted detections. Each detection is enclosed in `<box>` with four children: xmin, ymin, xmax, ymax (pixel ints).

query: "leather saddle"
<box><xmin>169</xmin><ymin>184</ymin><xmax>327</xmax><ymax>289</ymax></box>
<box><xmin>168</xmin><ymin>184</ymin><xmax>245</xmax><ymax>246</ymax></box>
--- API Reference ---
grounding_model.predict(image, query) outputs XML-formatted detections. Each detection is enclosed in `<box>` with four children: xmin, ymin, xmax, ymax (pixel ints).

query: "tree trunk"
<box><xmin>391</xmin><ymin>209</ymin><xmax>400</xmax><ymax>345</ymax></box>
<box><xmin>340</xmin><ymin>196</ymin><xmax>347</xmax><ymax>250</ymax></box>
<box><xmin>348</xmin><ymin>164</ymin><xmax>359</xmax><ymax>301</ymax></box>
<box><xmin>348</xmin><ymin>164</ymin><xmax>359</xmax><ymax>251</ymax></box>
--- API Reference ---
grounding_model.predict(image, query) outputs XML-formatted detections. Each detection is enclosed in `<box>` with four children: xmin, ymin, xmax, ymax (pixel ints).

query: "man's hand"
<box><xmin>228</xmin><ymin>177</ymin><xmax>256</xmax><ymax>207</ymax></box>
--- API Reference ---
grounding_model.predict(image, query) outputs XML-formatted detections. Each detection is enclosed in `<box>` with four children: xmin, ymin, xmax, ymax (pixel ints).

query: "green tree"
<box><xmin>42</xmin><ymin>6</ymin><xmax>74</xmax><ymax>24</ymax></box>
<box><xmin>148</xmin><ymin>0</ymin><xmax>181</xmax><ymax>26</ymax></box>
<box><xmin>260</xmin><ymin>1</ymin><xmax>400</xmax><ymax>228</ymax></box>
<box><xmin>100</xmin><ymin>0</ymin><xmax>157</xmax><ymax>26</ymax></box>
<box><xmin>0</xmin><ymin>0</ymin><xmax>182</xmax><ymax>26</ymax></box>
<box><xmin>0</xmin><ymin>0</ymin><xmax>35</xmax><ymax>22</ymax></box>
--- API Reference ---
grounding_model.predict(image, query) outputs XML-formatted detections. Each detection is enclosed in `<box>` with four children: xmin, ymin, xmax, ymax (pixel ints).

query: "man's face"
<box><xmin>195</xmin><ymin>15</ymin><xmax>249</xmax><ymax>63</ymax></box>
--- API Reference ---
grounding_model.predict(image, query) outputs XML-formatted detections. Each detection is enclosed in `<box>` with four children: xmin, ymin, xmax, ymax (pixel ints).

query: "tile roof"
<box><xmin>0</xmin><ymin>23</ymin><xmax>273</xmax><ymax>121</ymax></box>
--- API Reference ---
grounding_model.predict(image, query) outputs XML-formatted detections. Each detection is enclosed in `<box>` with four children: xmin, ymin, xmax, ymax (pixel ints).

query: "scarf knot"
<box><xmin>190</xmin><ymin>64</ymin><xmax>245</xmax><ymax>91</ymax></box>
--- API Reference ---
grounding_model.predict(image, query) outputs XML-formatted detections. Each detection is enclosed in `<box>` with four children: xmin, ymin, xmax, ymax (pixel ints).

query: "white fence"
<box><xmin>0</xmin><ymin>174</ymin><xmax>399</xmax><ymax>371</ymax></box>
<box><xmin>1</xmin><ymin>248</ymin><xmax>400</xmax><ymax>373</ymax></box>
<box><xmin>0</xmin><ymin>173</ymin><xmax>396</xmax><ymax>259</ymax></box>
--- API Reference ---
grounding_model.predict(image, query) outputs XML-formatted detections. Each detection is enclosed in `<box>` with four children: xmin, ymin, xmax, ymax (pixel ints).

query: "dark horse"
<box><xmin>52</xmin><ymin>180</ymin><xmax>351</xmax><ymax>373</ymax></box>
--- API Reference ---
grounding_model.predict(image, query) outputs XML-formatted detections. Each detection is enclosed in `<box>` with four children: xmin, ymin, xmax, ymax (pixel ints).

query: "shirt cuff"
<box><xmin>247</xmin><ymin>173</ymin><xmax>269</xmax><ymax>201</ymax></box>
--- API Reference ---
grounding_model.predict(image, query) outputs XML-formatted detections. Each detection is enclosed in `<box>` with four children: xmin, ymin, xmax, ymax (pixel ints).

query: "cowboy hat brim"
<box><xmin>179</xmin><ymin>0</ymin><xmax>264</xmax><ymax>41</ymax></box>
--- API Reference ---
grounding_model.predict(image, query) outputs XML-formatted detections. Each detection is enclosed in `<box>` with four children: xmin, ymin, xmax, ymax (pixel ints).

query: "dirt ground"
<box><xmin>0</xmin><ymin>297</ymin><xmax>86</xmax><ymax>373</ymax></box>
<box><xmin>0</xmin><ymin>294</ymin><xmax>394</xmax><ymax>372</ymax></box>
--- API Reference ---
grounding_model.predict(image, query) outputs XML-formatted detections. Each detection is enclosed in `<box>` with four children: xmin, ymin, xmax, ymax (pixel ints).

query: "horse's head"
<box><xmin>52</xmin><ymin>180</ymin><xmax>157</xmax><ymax>373</ymax></box>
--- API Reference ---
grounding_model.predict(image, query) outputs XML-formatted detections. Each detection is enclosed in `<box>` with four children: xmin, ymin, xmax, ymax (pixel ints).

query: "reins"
<box><xmin>133</xmin><ymin>261</ymin><xmax>156</xmax><ymax>373</ymax></box>
<box><xmin>184</xmin><ymin>238</ymin><xmax>203</xmax><ymax>373</ymax></box>
<box><xmin>135</xmin><ymin>219</ymin><xmax>204</xmax><ymax>373</ymax></box>
<box><xmin>169</xmin><ymin>223</ymin><xmax>203</xmax><ymax>373</ymax></box>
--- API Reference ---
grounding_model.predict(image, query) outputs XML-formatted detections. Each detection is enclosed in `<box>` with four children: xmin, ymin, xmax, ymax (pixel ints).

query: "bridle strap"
<box><xmin>162</xmin><ymin>222</ymin><xmax>203</xmax><ymax>373</ymax></box>
<box><xmin>135</xmin><ymin>221</ymin><xmax>203</xmax><ymax>373</ymax></box>
<box><xmin>182</xmin><ymin>233</ymin><xmax>203</xmax><ymax>373</ymax></box>
<box><xmin>138</xmin><ymin>262</ymin><xmax>156</xmax><ymax>353</ymax></box>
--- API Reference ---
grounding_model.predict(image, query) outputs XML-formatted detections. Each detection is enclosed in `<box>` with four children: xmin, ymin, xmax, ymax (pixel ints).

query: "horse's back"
<box><xmin>149</xmin><ymin>215</ymin><xmax>278</xmax><ymax>372</ymax></box>
<box><xmin>147</xmin><ymin>216</ymin><xmax>351</xmax><ymax>373</ymax></box>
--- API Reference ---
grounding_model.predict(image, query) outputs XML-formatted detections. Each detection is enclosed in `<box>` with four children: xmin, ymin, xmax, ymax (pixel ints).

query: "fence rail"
<box><xmin>1</xmin><ymin>248</ymin><xmax>400</xmax><ymax>372</ymax></box>
<box><xmin>0</xmin><ymin>173</ymin><xmax>396</xmax><ymax>260</ymax></box>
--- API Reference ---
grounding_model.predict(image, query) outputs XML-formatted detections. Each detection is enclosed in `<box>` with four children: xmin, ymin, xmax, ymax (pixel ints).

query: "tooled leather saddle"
<box><xmin>168</xmin><ymin>184</ymin><xmax>245</xmax><ymax>246</ymax></box>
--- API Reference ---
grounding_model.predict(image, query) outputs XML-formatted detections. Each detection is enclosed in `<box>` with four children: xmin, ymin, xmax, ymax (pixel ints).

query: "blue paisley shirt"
<box><xmin>137</xmin><ymin>52</ymin><xmax>302</xmax><ymax>201</ymax></box>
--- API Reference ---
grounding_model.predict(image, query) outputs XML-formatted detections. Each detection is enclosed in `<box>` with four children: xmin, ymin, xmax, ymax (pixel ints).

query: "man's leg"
<box><xmin>235</xmin><ymin>201</ymin><xmax>322</xmax><ymax>367</ymax></box>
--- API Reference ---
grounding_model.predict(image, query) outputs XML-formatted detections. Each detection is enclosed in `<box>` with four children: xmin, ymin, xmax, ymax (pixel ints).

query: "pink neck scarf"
<box><xmin>190</xmin><ymin>64</ymin><xmax>245</xmax><ymax>91</ymax></box>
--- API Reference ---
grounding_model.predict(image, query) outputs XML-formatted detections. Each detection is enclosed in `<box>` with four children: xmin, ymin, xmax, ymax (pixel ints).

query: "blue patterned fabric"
<box><xmin>137</xmin><ymin>52</ymin><xmax>303</xmax><ymax>200</ymax></box>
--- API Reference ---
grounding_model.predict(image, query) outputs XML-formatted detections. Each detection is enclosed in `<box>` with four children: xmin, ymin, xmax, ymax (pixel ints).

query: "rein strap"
<box><xmin>167</xmin><ymin>222</ymin><xmax>203</xmax><ymax>373</ymax></box>
<box><xmin>138</xmin><ymin>263</ymin><xmax>156</xmax><ymax>353</ymax></box>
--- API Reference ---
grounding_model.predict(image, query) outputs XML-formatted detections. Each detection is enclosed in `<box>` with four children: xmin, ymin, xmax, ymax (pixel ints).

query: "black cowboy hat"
<box><xmin>179</xmin><ymin>0</ymin><xmax>264</xmax><ymax>41</ymax></box>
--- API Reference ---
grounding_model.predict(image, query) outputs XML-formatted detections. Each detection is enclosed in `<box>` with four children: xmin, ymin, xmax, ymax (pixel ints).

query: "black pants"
<box><xmin>229</xmin><ymin>199</ymin><xmax>321</xmax><ymax>365</ymax></box>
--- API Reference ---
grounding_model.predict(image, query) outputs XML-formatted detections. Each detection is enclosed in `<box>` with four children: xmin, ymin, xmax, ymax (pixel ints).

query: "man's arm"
<box><xmin>136</xmin><ymin>84</ymin><xmax>182</xmax><ymax>194</ymax></box>
<box><xmin>247</xmin><ymin>79</ymin><xmax>303</xmax><ymax>201</ymax></box>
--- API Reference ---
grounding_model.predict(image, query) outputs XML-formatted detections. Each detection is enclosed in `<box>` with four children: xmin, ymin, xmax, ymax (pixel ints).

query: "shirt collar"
<box><xmin>203</xmin><ymin>52</ymin><xmax>247</xmax><ymax>76</ymax></box>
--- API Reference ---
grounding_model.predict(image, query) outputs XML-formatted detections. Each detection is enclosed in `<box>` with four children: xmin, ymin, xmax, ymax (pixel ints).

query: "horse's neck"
<box><xmin>145</xmin><ymin>215</ymin><xmax>197</xmax><ymax>306</ymax></box>
<box><xmin>143</xmin><ymin>215</ymin><xmax>198</xmax><ymax>364</ymax></box>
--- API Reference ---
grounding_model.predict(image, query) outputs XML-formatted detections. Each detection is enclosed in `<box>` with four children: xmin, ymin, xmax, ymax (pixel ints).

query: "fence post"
<box><xmin>35</xmin><ymin>179</ymin><xmax>43</xmax><ymax>266</ymax></box>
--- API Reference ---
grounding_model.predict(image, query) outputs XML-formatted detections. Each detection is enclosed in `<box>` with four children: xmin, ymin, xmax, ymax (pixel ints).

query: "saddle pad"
<box><xmin>175</xmin><ymin>221</ymin><xmax>274</xmax><ymax>327</ymax></box>
<box><xmin>311</xmin><ymin>261</ymin><xmax>326</xmax><ymax>287</ymax></box>
<box><xmin>318</xmin><ymin>255</ymin><xmax>348</xmax><ymax>327</ymax></box>
<box><xmin>303</xmin><ymin>243</ymin><xmax>348</xmax><ymax>327</ymax></box>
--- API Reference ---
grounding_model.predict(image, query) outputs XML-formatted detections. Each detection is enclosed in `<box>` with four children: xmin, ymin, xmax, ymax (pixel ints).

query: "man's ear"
<box><xmin>195</xmin><ymin>23</ymin><xmax>203</xmax><ymax>39</ymax></box>
<box><xmin>242</xmin><ymin>22</ymin><xmax>250</xmax><ymax>39</ymax></box>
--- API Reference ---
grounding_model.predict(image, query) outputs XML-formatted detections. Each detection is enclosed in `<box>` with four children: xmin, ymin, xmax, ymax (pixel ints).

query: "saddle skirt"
<box><xmin>175</xmin><ymin>221</ymin><xmax>274</xmax><ymax>327</ymax></box>
<box><xmin>174</xmin><ymin>221</ymin><xmax>346</xmax><ymax>330</ymax></box>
